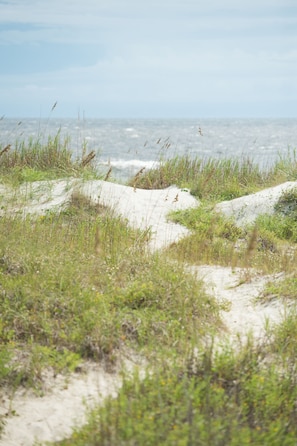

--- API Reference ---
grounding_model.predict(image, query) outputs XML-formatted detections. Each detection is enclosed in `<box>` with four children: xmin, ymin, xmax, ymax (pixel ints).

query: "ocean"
<box><xmin>1</xmin><ymin>118</ymin><xmax>297</xmax><ymax>182</ymax></box>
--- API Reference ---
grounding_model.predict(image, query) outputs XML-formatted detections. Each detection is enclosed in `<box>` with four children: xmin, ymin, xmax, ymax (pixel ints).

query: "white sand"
<box><xmin>0</xmin><ymin>364</ymin><xmax>120</xmax><ymax>445</ymax></box>
<box><xmin>189</xmin><ymin>265</ymin><xmax>287</xmax><ymax>344</ymax></box>
<box><xmin>0</xmin><ymin>354</ymin><xmax>143</xmax><ymax>446</ymax></box>
<box><xmin>78</xmin><ymin>180</ymin><xmax>198</xmax><ymax>251</ymax></box>
<box><xmin>1</xmin><ymin>179</ymin><xmax>198</xmax><ymax>251</ymax></box>
<box><xmin>0</xmin><ymin>179</ymin><xmax>294</xmax><ymax>445</ymax></box>
<box><xmin>215</xmin><ymin>181</ymin><xmax>297</xmax><ymax>226</ymax></box>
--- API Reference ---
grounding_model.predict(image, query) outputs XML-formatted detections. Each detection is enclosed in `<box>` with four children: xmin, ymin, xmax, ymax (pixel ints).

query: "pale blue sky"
<box><xmin>0</xmin><ymin>0</ymin><xmax>296</xmax><ymax>118</ymax></box>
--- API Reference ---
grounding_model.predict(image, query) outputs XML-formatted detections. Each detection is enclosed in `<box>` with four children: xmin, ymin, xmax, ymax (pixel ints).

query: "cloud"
<box><xmin>0</xmin><ymin>0</ymin><xmax>296</xmax><ymax>117</ymax></box>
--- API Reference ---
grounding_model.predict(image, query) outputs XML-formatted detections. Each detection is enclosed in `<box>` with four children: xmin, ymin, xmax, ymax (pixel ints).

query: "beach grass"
<box><xmin>0</xmin><ymin>191</ymin><xmax>218</xmax><ymax>391</ymax></box>
<box><xmin>166</xmin><ymin>202</ymin><xmax>297</xmax><ymax>275</ymax></box>
<box><xmin>130</xmin><ymin>151</ymin><xmax>297</xmax><ymax>201</ymax></box>
<box><xmin>0</xmin><ymin>131</ymin><xmax>98</xmax><ymax>185</ymax></box>
<box><xmin>1</xmin><ymin>138</ymin><xmax>297</xmax><ymax>444</ymax></box>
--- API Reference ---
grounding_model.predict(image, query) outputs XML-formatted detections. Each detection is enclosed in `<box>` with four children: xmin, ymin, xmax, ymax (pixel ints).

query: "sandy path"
<box><xmin>190</xmin><ymin>265</ymin><xmax>286</xmax><ymax>343</ymax></box>
<box><xmin>0</xmin><ymin>179</ymin><xmax>292</xmax><ymax>445</ymax></box>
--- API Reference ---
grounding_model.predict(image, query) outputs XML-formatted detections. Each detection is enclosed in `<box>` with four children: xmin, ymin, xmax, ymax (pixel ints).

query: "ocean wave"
<box><xmin>99</xmin><ymin>159</ymin><xmax>159</xmax><ymax>170</ymax></box>
<box><xmin>97</xmin><ymin>159</ymin><xmax>160</xmax><ymax>181</ymax></box>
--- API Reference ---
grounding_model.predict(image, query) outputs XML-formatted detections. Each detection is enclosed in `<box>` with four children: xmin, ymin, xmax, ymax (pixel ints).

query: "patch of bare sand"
<box><xmin>189</xmin><ymin>265</ymin><xmax>288</xmax><ymax>344</ymax></box>
<box><xmin>0</xmin><ymin>353</ymin><xmax>144</xmax><ymax>446</ymax></box>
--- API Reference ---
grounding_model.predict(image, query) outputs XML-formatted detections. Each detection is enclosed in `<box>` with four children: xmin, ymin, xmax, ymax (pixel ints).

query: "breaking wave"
<box><xmin>98</xmin><ymin>159</ymin><xmax>160</xmax><ymax>181</ymax></box>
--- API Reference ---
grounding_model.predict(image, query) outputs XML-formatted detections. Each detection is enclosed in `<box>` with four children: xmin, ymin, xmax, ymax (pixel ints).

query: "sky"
<box><xmin>0</xmin><ymin>0</ymin><xmax>296</xmax><ymax>118</ymax></box>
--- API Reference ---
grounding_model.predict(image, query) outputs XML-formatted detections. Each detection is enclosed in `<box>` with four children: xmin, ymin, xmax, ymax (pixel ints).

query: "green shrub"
<box><xmin>275</xmin><ymin>188</ymin><xmax>297</xmax><ymax>220</ymax></box>
<box><xmin>256</xmin><ymin>214</ymin><xmax>297</xmax><ymax>243</ymax></box>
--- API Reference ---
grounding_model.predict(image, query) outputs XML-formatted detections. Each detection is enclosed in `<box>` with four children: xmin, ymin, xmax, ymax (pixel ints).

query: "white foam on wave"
<box><xmin>98</xmin><ymin>159</ymin><xmax>160</xmax><ymax>181</ymax></box>
<box><xmin>100</xmin><ymin>159</ymin><xmax>159</xmax><ymax>170</ymax></box>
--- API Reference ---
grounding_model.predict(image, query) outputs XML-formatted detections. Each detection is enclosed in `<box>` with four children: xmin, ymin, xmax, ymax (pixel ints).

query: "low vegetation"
<box><xmin>0</xmin><ymin>194</ymin><xmax>217</xmax><ymax>389</ymax></box>
<box><xmin>1</xmin><ymin>137</ymin><xmax>297</xmax><ymax>444</ymax></box>
<box><xmin>130</xmin><ymin>149</ymin><xmax>297</xmax><ymax>201</ymax></box>
<box><xmin>0</xmin><ymin>131</ymin><xmax>97</xmax><ymax>185</ymax></box>
<box><xmin>166</xmin><ymin>202</ymin><xmax>297</xmax><ymax>275</ymax></box>
<box><xmin>56</xmin><ymin>343</ymin><xmax>297</xmax><ymax>446</ymax></box>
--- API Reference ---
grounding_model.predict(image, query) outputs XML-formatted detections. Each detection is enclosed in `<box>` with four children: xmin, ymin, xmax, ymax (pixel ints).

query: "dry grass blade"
<box><xmin>104</xmin><ymin>166</ymin><xmax>112</xmax><ymax>181</ymax></box>
<box><xmin>246</xmin><ymin>225</ymin><xmax>258</xmax><ymax>260</ymax></box>
<box><xmin>0</xmin><ymin>144</ymin><xmax>11</xmax><ymax>157</ymax></box>
<box><xmin>133</xmin><ymin>167</ymin><xmax>145</xmax><ymax>191</ymax></box>
<box><xmin>81</xmin><ymin>150</ymin><xmax>96</xmax><ymax>167</ymax></box>
<box><xmin>200</xmin><ymin>167</ymin><xmax>216</xmax><ymax>190</ymax></box>
<box><xmin>243</xmin><ymin>225</ymin><xmax>258</xmax><ymax>281</ymax></box>
<box><xmin>94</xmin><ymin>225</ymin><xmax>101</xmax><ymax>254</ymax></box>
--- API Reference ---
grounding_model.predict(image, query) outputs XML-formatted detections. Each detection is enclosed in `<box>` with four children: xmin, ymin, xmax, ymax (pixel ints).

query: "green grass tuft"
<box><xmin>128</xmin><ymin>153</ymin><xmax>297</xmax><ymax>202</ymax></box>
<box><xmin>0</xmin><ymin>132</ymin><xmax>98</xmax><ymax>185</ymax></box>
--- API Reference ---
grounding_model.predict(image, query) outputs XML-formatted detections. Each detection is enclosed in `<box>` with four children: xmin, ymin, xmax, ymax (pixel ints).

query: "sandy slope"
<box><xmin>215</xmin><ymin>181</ymin><xmax>297</xmax><ymax>227</ymax></box>
<box><xmin>0</xmin><ymin>179</ymin><xmax>295</xmax><ymax>445</ymax></box>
